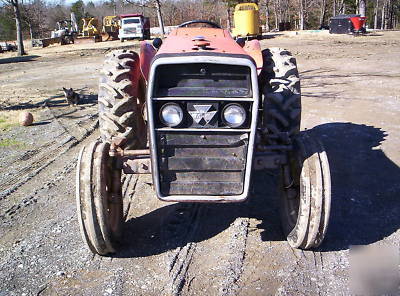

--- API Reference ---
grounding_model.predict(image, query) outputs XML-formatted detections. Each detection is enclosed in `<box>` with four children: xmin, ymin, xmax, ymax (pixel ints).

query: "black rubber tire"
<box><xmin>76</xmin><ymin>141</ymin><xmax>123</xmax><ymax>255</ymax></box>
<box><xmin>259</xmin><ymin>47</ymin><xmax>301</xmax><ymax>146</ymax></box>
<box><xmin>280</xmin><ymin>133</ymin><xmax>331</xmax><ymax>249</ymax></box>
<box><xmin>98</xmin><ymin>49</ymin><xmax>146</xmax><ymax>149</ymax></box>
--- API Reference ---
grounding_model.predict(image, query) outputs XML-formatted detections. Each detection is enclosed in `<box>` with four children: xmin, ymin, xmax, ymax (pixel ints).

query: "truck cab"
<box><xmin>119</xmin><ymin>14</ymin><xmax>150</xmax><ymax>41</ymax></box>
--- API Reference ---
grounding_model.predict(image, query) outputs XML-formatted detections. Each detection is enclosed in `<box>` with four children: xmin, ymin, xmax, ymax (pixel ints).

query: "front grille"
<box><xmin>157</xmin><ymin>132</ymin><xmax>248</xmax><ymax>196</ymax></box>
<box><xmin>124</xmin><ymin>28</ymin><xmax>137</xmax><ymax>34</ymax></box>
<box><xmin>149</xmin><ymin>58</ymin><xmax>258</xmax><ymax>200</ymax></box>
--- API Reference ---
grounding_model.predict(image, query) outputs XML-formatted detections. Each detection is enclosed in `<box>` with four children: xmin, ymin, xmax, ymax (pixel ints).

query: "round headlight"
<box><xmin>160</xmin><ymin>103</ymin><xmax>183</xmax><ymax>127</ymax></box>
<box><xmin>222</xmin><ymin>104</ymin><xmax>246</xmax><ymax>128</ymax></box>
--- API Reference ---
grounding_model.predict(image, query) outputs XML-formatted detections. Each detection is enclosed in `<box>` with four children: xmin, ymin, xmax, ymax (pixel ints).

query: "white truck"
<box><xmin>119</xmin><ymin>14</ymin><xmax>151</xmax><ymax>42</ymax></box>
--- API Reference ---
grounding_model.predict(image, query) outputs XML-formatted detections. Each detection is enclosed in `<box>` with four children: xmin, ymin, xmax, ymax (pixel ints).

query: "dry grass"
<box><xmin>0</xmin><ymin>114</ymin><xmax>19</xmax><ymax>131</ymax></box>
<box><xmin>0</xmin><ymin>138</ymin><xmax>25</xmax><ymax>148</ymax></box>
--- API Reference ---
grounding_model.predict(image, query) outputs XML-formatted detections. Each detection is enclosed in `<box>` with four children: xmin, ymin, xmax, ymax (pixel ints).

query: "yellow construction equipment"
<box><xmin>74</xmin><ymin>17</ymin><xmax>102</xmax><ymax>43</ymax></box>
<box><xmin>102</xmin><ymin>16</ymin><xmax>120</xmax><ymax>41</ymax></box>
<box><xmin>82</xmin><ymin>17</ymin><xmax>100</xmax><ymax>37</ymax></box>
<box><xmin>232</xmin><ymin>3</ymin><xmax>262</xmax><ymax>39</ymax></box>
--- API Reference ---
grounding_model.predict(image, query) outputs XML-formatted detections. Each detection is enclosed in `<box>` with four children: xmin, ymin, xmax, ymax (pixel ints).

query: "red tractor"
<box><xmin>76</xmin><ymin>20</ymin><xmax>331</xmax><ymax>255</ymax></box>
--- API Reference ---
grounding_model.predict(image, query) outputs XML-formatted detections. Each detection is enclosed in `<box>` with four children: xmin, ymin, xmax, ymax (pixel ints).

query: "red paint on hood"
<box><xmin>156</xmin><ymin>27</ymin><xmax>249</xmax><ymax>56</ymax></box>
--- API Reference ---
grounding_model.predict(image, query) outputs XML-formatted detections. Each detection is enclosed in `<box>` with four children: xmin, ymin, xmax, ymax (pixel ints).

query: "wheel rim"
<box><xmin>281</xmin><ymin>154</ymin><xmax>301</xmax><ymax>230</ymax></box>
<box><xmin>280</xmin><ymin>140</ymin><xmax>303</xmax><ymax>237</ymax></box>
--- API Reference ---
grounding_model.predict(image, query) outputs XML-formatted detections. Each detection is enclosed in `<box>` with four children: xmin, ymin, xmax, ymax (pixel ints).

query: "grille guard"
<box><xmin>146</xmin><ymin>55</ymin><xmax>259</xmax><ymax>203</ymax></box>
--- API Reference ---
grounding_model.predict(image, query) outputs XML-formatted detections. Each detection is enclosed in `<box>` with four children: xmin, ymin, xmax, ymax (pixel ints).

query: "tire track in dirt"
<box><xmin>0</xmin><ymin>104</ymin><xmax>98</xmax><ymax>200</ymax></box>
<box><xmin>165</xmin><ymin>203</ymin><xmax>203</xmax><ymax>295</ymax></box>
<box><xmin>0</xmin><ymin>158</ymin><xmax>78</xmax><ymax>220</ymax></box>
<box><xmin>164</xmin><ymin>203</ymin><xmax>250</xmax><ymax>296</ymax></box>
<box><xmin>219</xmin><ymin>217</ymin><xmax>249</xmax><ymax>296</ymax></box>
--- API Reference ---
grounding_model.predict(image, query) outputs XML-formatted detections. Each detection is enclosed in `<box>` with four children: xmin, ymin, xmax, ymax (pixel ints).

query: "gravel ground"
<box><xmin>0</xmin><ymin>31</ymin><xmax>399</xmax><ymax>296</ymax></box>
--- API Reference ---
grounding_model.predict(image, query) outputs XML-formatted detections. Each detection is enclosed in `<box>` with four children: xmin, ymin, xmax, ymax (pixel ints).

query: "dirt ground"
<box><xmin>0</xmin><ymin>31</ymin><xmax>399</xmax><ymax>296</ymax></box>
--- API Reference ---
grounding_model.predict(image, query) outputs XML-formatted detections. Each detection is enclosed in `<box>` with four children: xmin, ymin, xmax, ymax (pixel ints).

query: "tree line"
<box><xmin>0</xmin><ymin>0</ymin><xmax>399</xmax><ymax>55</ymax></box>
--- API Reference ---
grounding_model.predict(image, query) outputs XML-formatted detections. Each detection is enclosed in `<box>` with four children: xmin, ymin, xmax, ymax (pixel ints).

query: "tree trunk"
<box><xmin>388</xmin><ymin>0</ymin><xmax>393</xmax><ymax>28</ymax></box>
<box><xmin>359</xmin><ymin>0</ymin><xmax>366</xmax><ymax>17</ymax></box>
<box><xmin>227</xmin><ymin>6</ymin><xmax>231</xmax><ymax>30</ymax></box>
<box><xmin>374</xmin><ymin>0</ymin><xmax>379</xmax><ymax>29</ymax></box>
<box><xmin>265</xmin><ymin>2</ymin><xmax>270</xmax><ymax>31</ymax></box>
<box><xmin>273</xmin><ymin>3</ymin><xmax>279</xmax><ymax>30</ymax></box>
<box><xmin>154</xmin><ymin>0</ymin><xmax>165</xmax><ymax>37</ymax></box>
<box><xmin>299</xmin><ymin>12</ymin><xmax>305</xmax><ymax>30</ymax></box>
<box><xmin>299</xmin><ymin>0</ymin><xmax>305</xmax><ymax>30</ymax></box>
<box><xmin>333</xmin><ymin>0</ymin><xmax>336</xmax><ymax>16</ymax></box>
<box><xmin>319</xmin><ymin>0</ymin><xmax>327</xmax><ymax>28</ymax></box>
<box><xmin>28</xmin><ymin>22</ymin><xmax>33</xmax><ymax>40</ymax></box>
<box><xmin>13</xmin><ymin>0</ymin><xmax>25</xmax><ymax>56</ymax></box>
<box><xmin>381</xmin><ymin>0</ymin><xmax>385</xmax><ymax>29</ymax></box>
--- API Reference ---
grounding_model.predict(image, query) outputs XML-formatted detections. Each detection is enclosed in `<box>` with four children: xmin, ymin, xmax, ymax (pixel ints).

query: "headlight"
<box><xmin>222</xmin><ymin>103</ymin><xmax>246</xmax><ymax>128</ymax></box>
<box><xmin>160</xmin><ymin>103</ymin><xmax>183</xmax><ymax>127</ymax></box>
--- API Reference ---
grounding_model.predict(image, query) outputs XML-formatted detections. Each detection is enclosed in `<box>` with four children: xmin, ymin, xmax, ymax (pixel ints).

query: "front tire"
<box><xmin>76</xmin><ymin>141</ymin><xmax>123</xmax><ymax>255</ymax></box>
<box><xmin>280</xmin><ymin>134</ymin><xmax>331</xmax><ymax>249</ymax></box>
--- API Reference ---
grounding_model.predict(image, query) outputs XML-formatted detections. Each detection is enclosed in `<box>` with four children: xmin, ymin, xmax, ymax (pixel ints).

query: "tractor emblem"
<box><xmin>188</xmin><ymin>104</ymin><xmax>217</xmax><ymax>125</ymax></box>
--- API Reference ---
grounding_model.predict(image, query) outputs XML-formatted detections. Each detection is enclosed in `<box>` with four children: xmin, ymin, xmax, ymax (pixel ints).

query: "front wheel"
<box><xmin>279</xmin><ymin>133</ymin><xmax>331</xmax><ymax>249</ymax></box>
<box><xmin>76</xmin><ymin>141</ymin><xmax>123</xmax><ymax>255</ymax></box>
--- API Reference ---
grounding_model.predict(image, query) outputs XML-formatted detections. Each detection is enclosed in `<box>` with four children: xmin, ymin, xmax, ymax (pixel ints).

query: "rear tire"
<box><xmin>259</xmin><ymin>47</ymin><xmax>301</xmax><ymax>147</ymax></box>
<box><xmin>280</xmin><ymin>134</ymin><xmax>331</xmax><ymax>249</ymax></box>
<box><xmin>98</xmin><ymin>49</ymin><xmax>146</xmax><ymax>149</ymax></box>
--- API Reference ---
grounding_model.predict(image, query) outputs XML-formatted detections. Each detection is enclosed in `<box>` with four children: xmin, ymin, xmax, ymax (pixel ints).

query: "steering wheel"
<box><xmin>178</xmin><ymin>20</ymin><xmax>221</xmax><ymax>29</ymax></box>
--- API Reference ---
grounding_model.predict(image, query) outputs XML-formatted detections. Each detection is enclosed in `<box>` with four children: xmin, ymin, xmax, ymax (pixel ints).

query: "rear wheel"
<box><xmin>98</xmin><ymin>49</ymin><xmax>146</xmax><ymax>149</ymax></box>
<box><xmin>259</xmin><ymin>47</ymin><xmax>301</xmax><ymax>147</ymax></box>
<box><xmin>76</xmin><ymin>141</ymin><xmax>123</xmax><ymax>255</ymax></box>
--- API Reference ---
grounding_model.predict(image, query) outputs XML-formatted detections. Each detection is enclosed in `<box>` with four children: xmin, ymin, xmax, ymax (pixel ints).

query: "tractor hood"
<box><xmin>157</xmin><ymin>27</ymin><xmax>247</xmax><ymax>56</ymax></box>
<box><xmin>155</xmin><ymin>27</ymin><xmax>263</xmax><ymax>70</ymax></box>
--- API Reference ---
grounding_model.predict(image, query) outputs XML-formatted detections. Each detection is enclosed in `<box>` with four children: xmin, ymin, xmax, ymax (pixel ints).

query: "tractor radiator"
<box><xmin>157</xmin><ymin>132</ymin><xmax>248</xmax><ymax>196</ymax></box>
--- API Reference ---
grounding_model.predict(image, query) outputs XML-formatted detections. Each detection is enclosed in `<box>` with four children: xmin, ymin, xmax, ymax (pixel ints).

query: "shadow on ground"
<box><xmin>0</xmin><ymin>55</ymin><xmax>40</xmax><ymax>64</ymax></box>
<box><xmin>261</xmin><ymin>33</ymin><xmax>284</xmax><ymax>39</ymax></box>
<box><xmin>0</xmin><ymin>87</ymin><xmax>97</xmax><ymax>111</ymax></box>
<box><xmin>117</xmin><ymin>122</ymin><xmax>400</xmax><ymax>257</ymax></box>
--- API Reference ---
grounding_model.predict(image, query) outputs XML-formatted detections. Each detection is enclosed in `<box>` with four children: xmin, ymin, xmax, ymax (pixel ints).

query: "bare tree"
<box><xmin>1</xmin><ymin>0</ymin><xmax>26</xmax><ymax>55</ymax></box>
<box><xmin>374</xmin><ymin>0</ymin><xmax>379</xmax><ymax>28</ymax></box>
<box><xmin>265</xmin><ymin>1</ymin><xmax>271</xmax><ymax>31</ymax></box>
<box><xmin>22</xmin><ymin>0</ymin><xmax>47</xmax><ymax>40</ymax></box>
<box><xmin>359</xmin><ymin>0</ymin><xmax>366</xmax><ymax>16</ymax></box>
<box><xmin>154</xmin><ymin>0</ymin><xmax>164</xmax><ymax>35</ymax></box>
<box><xmin>333</xmin><ymin>0</ymin><xmax>345</xmax><ymax>16</ymax></box>
<box><xmin>318</xmin><ymin>0</ymin><xmax>327</xmax><ymax>28</ymax></box>
<box><xmin>298</xmin><ymin>0</ymin><xmax>305</xmax><ymax>29</ymax></box>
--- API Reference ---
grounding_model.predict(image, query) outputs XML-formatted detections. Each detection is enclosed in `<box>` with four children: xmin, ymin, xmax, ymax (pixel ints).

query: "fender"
<box><xmin>243</xmin><ymin>39</ymin><xmax>263</xmax><ymax>74</ymax></box>
<box><xmin>139</xmin><ymin>41</ymin><xmax>157</xmax><ymax>83</ymax></box>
